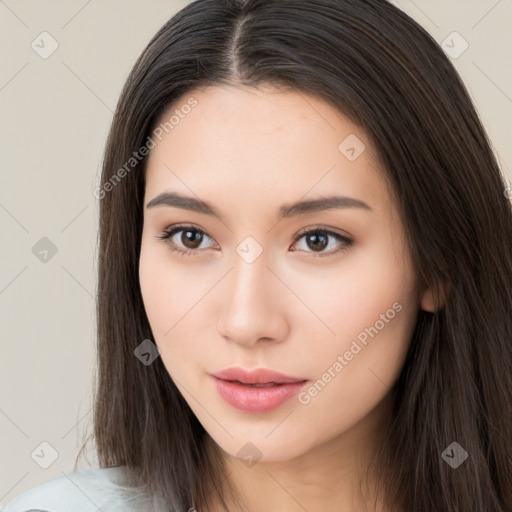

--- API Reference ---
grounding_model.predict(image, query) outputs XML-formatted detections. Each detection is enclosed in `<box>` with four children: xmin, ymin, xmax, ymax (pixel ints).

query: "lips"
<box><xmin>210</xmin><ymin>366</ymin><xmax>307</xmax><ymax>385</ymax></box>
<box><xmin>209</xmin><ymin>367</ymin><xmax>309</xmax><ymax>413</ymax></box>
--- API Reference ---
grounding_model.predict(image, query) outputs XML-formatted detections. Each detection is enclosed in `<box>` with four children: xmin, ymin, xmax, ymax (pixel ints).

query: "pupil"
<box><xmin>182</xmin><ymin>229</ymin><xmax>202</xmax><ymax>249</ymax></box>
<box><xmin>308</xmin><ymin>232</ymin><xmax>327</xmax><ymax>251</ymax></box>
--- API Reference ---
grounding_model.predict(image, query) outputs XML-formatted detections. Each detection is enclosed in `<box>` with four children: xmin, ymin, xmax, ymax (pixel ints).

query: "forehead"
<box><xmin>144</xmin><ymin>83</ymin><xmax>388</xmax><ymax>216</ymax></box>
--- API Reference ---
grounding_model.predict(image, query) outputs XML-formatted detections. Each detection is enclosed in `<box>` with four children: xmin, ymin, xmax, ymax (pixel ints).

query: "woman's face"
<box><xmin>139</xmin><ymin>83</ymin><xmax>422</xmax><ymax>462</ymax></box>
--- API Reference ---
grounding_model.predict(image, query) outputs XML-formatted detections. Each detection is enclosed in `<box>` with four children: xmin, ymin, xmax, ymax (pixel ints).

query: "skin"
<box><xmin>139</xmin><ymin>83</ymin><xmax>437</xmax><ymax>511</ymax></box>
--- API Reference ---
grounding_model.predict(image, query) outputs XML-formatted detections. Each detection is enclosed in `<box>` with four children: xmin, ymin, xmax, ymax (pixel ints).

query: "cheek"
<box><xmin>291</xmin><ymin>237</ymin><xmax>416</xmax><ymax>347</ymax></box>
<box><xmin>139</xmin><ymin>243</ymin><xmax>211</xmax><ymax>378</ymax></box>
<box><xmin>139</xmin><ymin>248</ymin><xmax>172</xmax><ymax>336</ymax></box>
<box><xmin>294</xmin><ymin>240</ymin><xmax>418</xmax><ymax>421</ymax></box>
<box><xmin>139</xmin><ymin>233</ymin><xmax>200</xmax><ymax>325</ymax></box>
<box><xmin>139</xmin><ymin>241</ymin><xmax>187</xmax><ymax>355</ymax></box>
<box><xmin>297</xmin><ymin>239</ymin><xmax>418</xmax><ymax>380</ymax></box>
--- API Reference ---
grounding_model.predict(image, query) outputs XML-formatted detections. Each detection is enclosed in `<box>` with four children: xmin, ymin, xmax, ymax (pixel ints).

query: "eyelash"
<box><xmin>155</xmin><ymin>224</ymin><xmax>353</xmax><ymax>258</ymax></box>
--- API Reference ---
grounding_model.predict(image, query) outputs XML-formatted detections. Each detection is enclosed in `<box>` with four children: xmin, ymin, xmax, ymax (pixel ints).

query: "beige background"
<box><xmin>0</xmin><ymin>0</ymin><xmax>511</xmax><ymax>505</ymax></box>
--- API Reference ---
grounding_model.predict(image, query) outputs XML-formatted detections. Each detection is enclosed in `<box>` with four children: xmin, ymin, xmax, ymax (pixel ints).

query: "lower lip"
<box><xmin>211</xmin><ymin>376</ymin><xmax>308</xmax><ymax>413</ymax></box>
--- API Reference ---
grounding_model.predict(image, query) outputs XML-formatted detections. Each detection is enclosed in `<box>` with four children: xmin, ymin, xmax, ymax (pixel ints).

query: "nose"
<box><xmin>216</xmin><ymin>248</ymin><xmax>289</xmax><ymax>347</ymax></box>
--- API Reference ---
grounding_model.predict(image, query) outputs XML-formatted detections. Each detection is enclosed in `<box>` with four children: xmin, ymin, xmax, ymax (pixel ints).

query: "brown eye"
<box><xmin>155</xmin><ymin>224</ymin><xmax>353</xmax><ymax>259</ymax></box>
<box><xmin>180</xmin><ymin>228</ymin><xmax>204</xmax><ymax>249</ymax></box>
<box><xmin>304</xmin><ymin>232</ymin><xmax>329</xmax><ymax>252</ymax></box>
<box><xmin>156</xmin><ymin>225</ymin><xmax>216</xmax><ymax>257</ymax></box>
<box><xmin>291</xmin><ymin>228</ymin><xmax>353</xmax><ymax>257</ymax></box>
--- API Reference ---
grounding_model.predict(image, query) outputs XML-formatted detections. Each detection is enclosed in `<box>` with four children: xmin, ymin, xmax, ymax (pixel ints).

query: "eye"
<box><xmin>290</xmin><ymin>227</ymin><xmax>353</xmax><ymax>257</ymax></box>
<box><xmin>155</xmin><ymin>224</ymin><xmax>217</xmax><ymax>257</ymax></box>
<box><xmin>155</xmin><ymin>224</ymin><xmax>353</xmax><ymax>258</ymax></box>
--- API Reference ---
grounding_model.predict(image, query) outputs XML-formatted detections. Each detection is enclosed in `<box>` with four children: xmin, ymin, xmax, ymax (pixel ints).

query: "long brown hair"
<box><xmin>78</xmin><ymin>0</ymin><xmax>512</xmax><ymax>510</ymax></box>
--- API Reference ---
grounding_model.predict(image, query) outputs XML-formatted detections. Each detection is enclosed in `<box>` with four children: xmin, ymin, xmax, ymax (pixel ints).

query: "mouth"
<box><xmin>226</xmin><ymin>381</ymin><xmax>287</xmax><ymax>388</ymax></box>
<box><xmin>210</xmin><ymin>371</ymin><xmax>309</xmax><ymax>413</ymax></box>
<box><xmin>210</xmin><ymin>366</ymin><xmax>307</xmax><ymax>385</ymax></box>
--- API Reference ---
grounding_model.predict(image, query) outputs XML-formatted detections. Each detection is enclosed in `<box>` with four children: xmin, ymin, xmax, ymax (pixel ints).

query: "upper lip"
<box><xmin>210</xmin><ymin>367</ymin><xmax>308</xmax><ymax>385</ymax></box>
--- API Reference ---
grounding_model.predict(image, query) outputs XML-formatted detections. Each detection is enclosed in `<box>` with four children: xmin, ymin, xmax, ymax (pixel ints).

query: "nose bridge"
<box><xmin>217</xmin><ymin>241</ymin><xmax>287</xmax><ymax>344</ymax></box>
<box><xmin>227</xmin><ymin>245</ymin><xmax>272</xmax><ymax>318</ymax></box>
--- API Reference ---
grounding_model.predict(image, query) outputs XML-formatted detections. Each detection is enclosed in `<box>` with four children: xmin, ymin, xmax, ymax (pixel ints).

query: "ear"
<box><xmin>420</xmin><ymin>280</ymin><xmax>451</xmax><ymax>313</ymax></box>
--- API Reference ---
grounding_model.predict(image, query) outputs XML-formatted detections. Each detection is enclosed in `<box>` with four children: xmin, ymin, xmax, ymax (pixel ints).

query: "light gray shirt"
<box><xmin>1</xmin><ymin>466</ymin><xmax>154</xmax><ymax>512</ymax></box>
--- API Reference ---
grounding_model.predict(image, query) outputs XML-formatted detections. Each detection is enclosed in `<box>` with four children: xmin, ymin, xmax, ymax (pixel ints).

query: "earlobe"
<box><xmin>420</xmin><ymin>289</ymin><xmax>436</xmax><ymax>312</ymax></box>
<box><xmin>420</xmin><ymin>280</ymin><xmax>451</xmax><ymax>312</ymax></box>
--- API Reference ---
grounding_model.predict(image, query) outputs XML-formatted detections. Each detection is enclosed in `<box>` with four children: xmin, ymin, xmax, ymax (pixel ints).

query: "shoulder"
<box><xmin>1</xmin><ymin>466</ymin><xmax>152</xmax><ymax>512</ymax></box>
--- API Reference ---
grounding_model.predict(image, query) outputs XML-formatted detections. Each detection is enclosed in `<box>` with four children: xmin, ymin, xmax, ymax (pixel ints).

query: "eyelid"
<box><xmin>291</xmin><ymin>226</ymin><xmax>353</xmax><ymax>257</ymax></box>
<box><xmin>155</xmin><ymin>223</ymin><xmax>217</xmax><ymax>254</ymax></box>
<box><xmin>294</xmin><ymin>225</ymin><xmax>353</xmax><ymax>242</ymax></box>
<box><xmin>155</xmin><ymin>223</ymin><xmax>353</xmax><ymax>257</ymax></box>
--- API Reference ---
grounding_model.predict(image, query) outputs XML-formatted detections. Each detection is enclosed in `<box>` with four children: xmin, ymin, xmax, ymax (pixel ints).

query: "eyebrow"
<box><xmin>145</xmin><ymin>191</ymin><xmax>372</xmax><ymax>221</ymax></box>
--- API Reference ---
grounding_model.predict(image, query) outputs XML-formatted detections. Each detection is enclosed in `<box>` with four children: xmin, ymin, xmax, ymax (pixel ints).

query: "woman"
<box><xmin>4</xmin><ymin>0</ymin><xmax>511</xmax><ymax>511</ymax></box>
